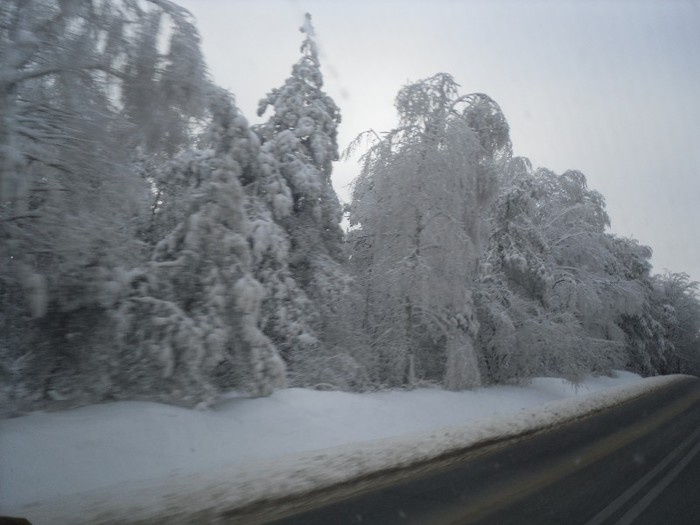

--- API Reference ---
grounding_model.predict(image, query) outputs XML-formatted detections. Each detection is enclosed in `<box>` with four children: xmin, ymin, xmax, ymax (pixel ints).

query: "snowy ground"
<box><xmin>0</xmin><ymin>372</ymin><xmax>685</xmax><ymax>524</ymax></box>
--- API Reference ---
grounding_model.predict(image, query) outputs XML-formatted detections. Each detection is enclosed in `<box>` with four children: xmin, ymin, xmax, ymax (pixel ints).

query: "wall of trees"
<box><xmin>1</xmin><ymin>2</ymin><xmax>698</xmax><ymax>414</ymax></box>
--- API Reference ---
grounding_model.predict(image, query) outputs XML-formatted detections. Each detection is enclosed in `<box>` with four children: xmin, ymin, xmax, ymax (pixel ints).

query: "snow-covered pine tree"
<box><xmin>117</xmin><ymin>90</ymin><xmax>286</xmax><ymax>405</ymax></box>
<box><xmin>244</xmin><ymin>145</ymin><xmax>325</xmax><ymax>386</ymax></box>
<box><xmin>255</xmin><ymin>13</ymin><xmax>344</xmax><ymax>278</ymax></box>
<box><xmin>254</xmin><ymin>14</ymin><xmax>361</xmax><ymax>388</ymax></box>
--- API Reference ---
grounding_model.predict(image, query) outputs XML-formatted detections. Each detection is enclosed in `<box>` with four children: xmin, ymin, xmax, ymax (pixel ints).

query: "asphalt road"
<box><xmin>260</xmin><ymin>377</ymin><xmax>700</xmax><ymax>525</ymax></box>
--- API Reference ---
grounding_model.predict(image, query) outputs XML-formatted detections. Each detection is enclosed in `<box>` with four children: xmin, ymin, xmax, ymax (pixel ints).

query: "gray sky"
<box><xmin>178</xmin><ymin>0</ymin><xmax>700</xmax><ymax>282</ymax></box>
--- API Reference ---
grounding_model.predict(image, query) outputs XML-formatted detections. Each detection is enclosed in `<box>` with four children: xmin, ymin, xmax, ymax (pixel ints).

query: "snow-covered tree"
<box><xmin>482</xmin><ymin>158</ymin><xmax>551</xmax><ymax>304</ymax></box>
<box><xmin>255</xmin><ymin>13</ymin><xmax>343</xmax><ymax>275</ymax></box>
<box><xmin>532</xmin><ymin>169</ymin><xmax>643</xmax><ymax>359</ymax></box>
<box><xmin>475</xmin><ymin>160</ymin><xmax>659</xmax><ymax>384</ymax></box>
<box><xmin>348</xmin><ymin>74</ymin><xmax>504</xmax><ymax>389</ymax></box>
<box><xmin>596</xmin><ymin>236</ymin><xmax>665</xmax><ymax>376</ymax></box>
<box><xmin>650</xmin><ymin>272</ymin><xmax>700</xmax><ymax>375</ymax></box>
<box><xmin>254</xmin><ymin>14</ymin><xmax>360</xmax><ymax>387</ymax></box>
<box><xmin>117</xmin><ymin>91</ymin><xmax>286</xmax><ymax>404</ymax></box>
<box><xmin>477</xmin><ymin>157</ymin><xmax>554</xmax><ymax>382</ymax></box>
<box><xmin>477</xmin><ymin>159</ymin><xmax>570</xmax><ymax>383</ymax></box>
<box><xmin>0</xmin><ymin>0</ymin><xmax>208</xmax><ymax>407</ymax></box>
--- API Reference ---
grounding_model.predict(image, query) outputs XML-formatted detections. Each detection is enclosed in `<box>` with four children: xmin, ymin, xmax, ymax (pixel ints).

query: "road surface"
<box><xmin>254</xmin><ymin>377</ymin><xmax>700</xmax><ymax>525</ymax></box>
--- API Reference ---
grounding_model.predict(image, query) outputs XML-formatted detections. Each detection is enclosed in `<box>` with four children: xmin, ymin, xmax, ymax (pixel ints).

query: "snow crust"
<box><xmin>0</xmin><ymin>372</ymin><xmax>686</xmax><ymax>524</ymax></box>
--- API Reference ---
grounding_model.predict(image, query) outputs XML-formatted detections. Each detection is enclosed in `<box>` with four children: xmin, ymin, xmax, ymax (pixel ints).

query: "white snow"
<box><xmin>0</xmin><ymin>372</ymin><xmax>686</xmax><ymax>524</ymax></box>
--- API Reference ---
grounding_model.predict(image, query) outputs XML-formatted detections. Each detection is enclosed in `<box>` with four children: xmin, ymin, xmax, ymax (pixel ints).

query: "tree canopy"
<box><xmin>2</xmin><ymin>6</ymin><xmax>698</xmax><ymax>414</ymax></box>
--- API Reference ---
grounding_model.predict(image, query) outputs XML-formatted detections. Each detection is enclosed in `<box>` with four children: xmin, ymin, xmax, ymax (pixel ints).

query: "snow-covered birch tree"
<box><xmin>348</xmin><ymin>74</ymin><xmax>505</xmax><ymax>389</ymax></box>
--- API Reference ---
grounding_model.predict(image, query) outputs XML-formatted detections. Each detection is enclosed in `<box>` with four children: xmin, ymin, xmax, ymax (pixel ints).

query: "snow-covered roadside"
<box><xmin>0</xmin><ymin>372</ymin><xmax>687</xmax><ymax>524</ymax></box>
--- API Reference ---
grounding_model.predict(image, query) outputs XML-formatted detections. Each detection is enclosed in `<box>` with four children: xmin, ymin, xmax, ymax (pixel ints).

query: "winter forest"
<box><xmin>2</xmin><ymin>1</ymin><xmax>699</xmax><ymax>414</ymax></box>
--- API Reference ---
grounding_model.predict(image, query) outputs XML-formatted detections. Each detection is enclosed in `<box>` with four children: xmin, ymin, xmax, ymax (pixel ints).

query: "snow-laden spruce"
<box><xmin>253</xmin><ymin>14</ymin><xmax>364</xmax><ymax>389</ymax></box>
<box><xmin>118</xmin><ymin>91</ymin><xmax>286</xmax><ymax>404</ymax></box>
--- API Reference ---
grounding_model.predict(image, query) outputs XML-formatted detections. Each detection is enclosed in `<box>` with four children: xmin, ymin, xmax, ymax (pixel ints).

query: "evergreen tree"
<box><xmin>254</xmin><ymin>14</ymin><xmax>360</xmax><ymax>387</ymax></box>
<box><xmin>118</xmin><ymin>91</ymin><xmax>286</xmax><ymax>404</ymax></box>
<box><xmin>255</xmin><ymin>13</ymin><xmax>344</xmax><ymax>278</ymax></box>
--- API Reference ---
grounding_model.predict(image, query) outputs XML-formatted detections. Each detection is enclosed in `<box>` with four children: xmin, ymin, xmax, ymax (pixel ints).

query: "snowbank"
<box><xmin>0</xmin><ymin>372</ymin><xmax>686</xmax><ymax>524</ymax></box>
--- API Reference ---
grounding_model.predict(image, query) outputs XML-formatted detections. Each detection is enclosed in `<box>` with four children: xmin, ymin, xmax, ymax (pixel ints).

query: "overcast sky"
<box><xmin>178</xmin><ymin>0</ymin><xmax>700</xmax><ymax>282</ymax></box>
